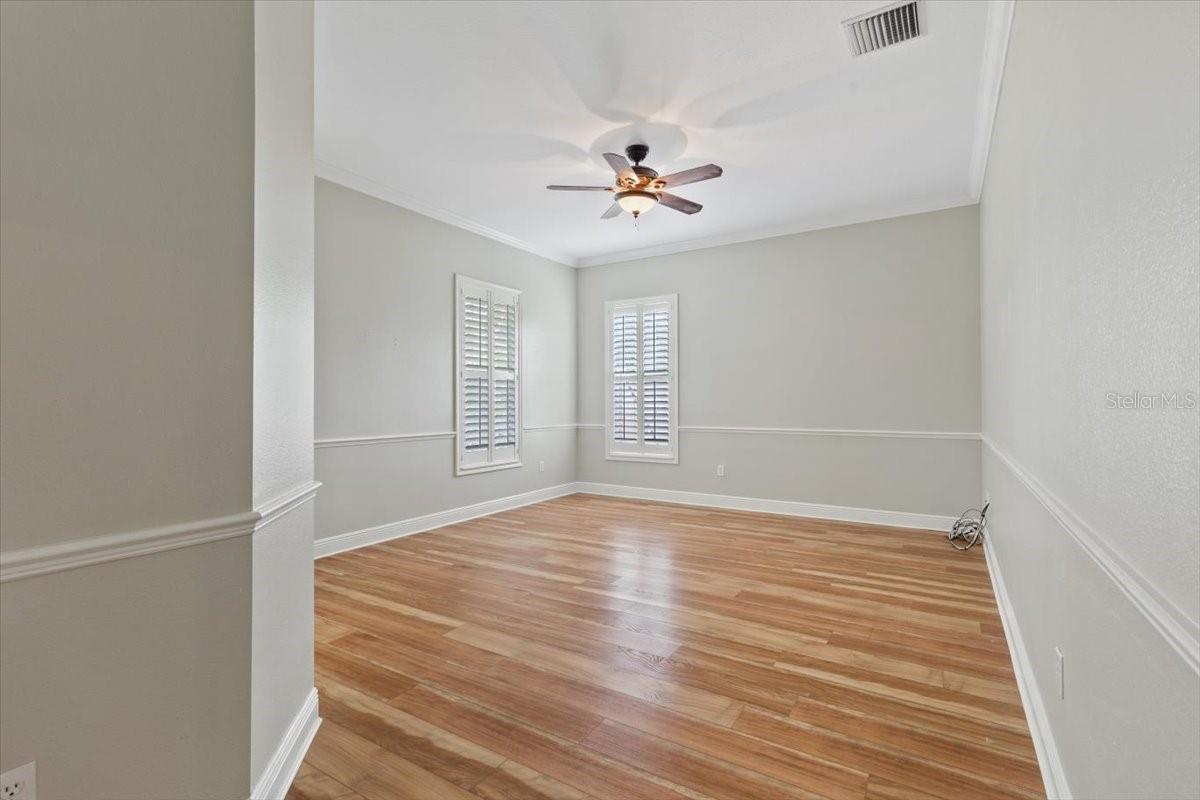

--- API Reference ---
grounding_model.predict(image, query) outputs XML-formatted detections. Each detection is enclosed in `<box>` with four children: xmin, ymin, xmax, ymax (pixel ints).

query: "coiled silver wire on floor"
<box><xmin>948</xmin><ymin>502</ymin><xmax>989</xmax><ymax>550</ymax></box>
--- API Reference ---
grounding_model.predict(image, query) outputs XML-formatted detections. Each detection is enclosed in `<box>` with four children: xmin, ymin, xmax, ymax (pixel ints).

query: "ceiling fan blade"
<box><xmin>547</xmin><ymin>185</ymin><xmax>612</xmax><ymax>191</ymax></box>
<box><xmin>602</xmin><ymin>152</ymin><xmax>631</xmax><ymax>173</ymax></box>
<box><xmin>600</xmin><ymin>202</ymin><xmax>623</xmax><ymax>220</ymax></box>
<box><xmin>658</xmin><ymin>192</ymin><xmax>702</xmax><ymax>215</ymax></box>
<box><xmin>659</xmin><ymin>163</ymin><xmax>723</xmax><ymax>188</ymax></box>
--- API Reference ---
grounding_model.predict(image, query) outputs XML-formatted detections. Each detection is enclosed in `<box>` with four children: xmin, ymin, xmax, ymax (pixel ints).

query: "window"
<box><xmin>605</xmin><ymin>294</ymin><xmax>678</xmax><ymax>463</ymax></box>
<box><xmin>456</xmin><ymin>275</ymin><xmax>521</xmax><ymax>474</ymax></box>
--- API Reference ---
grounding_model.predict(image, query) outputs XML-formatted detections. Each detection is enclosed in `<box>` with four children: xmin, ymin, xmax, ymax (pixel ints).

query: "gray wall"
<box><xmin>252</xmin><ymin>0</ymin><xmax>316</xmax><ymax>788</ymax></box>
<box><xmin>314</xmin><ymin>179</ymin><xmax>577</xmax><ymax>541</ymax></box>
<box><xmin>576</xmin><ymin>205</ymin><xmax>982</xmax><ymax>517</ymax></box>
<box><xmin>0</xmin><ymin>2</ymin><xmax>254</xmax><ymax>797</ymax></box>
<box><xmin>980</xmin><ymin>1</ymin><xmax>1199</xmax><ymax>797</ymax></box>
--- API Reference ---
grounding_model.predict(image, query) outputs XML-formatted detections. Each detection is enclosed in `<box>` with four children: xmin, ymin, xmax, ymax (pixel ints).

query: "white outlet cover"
<box><xmin>1055</xmin><ymin>646</ymin><xmax>1065</xmax><ymax>700</ymax></box>
<box><xmin>0</xmin><ymin>761</ymin><xmax>36</xmax><ymax>800</ymax></box>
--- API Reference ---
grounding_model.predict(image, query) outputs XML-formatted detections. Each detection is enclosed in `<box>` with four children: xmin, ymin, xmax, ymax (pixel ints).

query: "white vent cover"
<box><xmin>843</xmin><ymin>1</ymin><xmax>922</xmax><ymax>57</ymax></box>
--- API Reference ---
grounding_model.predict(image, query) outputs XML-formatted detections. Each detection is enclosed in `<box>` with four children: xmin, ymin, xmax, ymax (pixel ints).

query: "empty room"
<box><xmin>1</xmin><ymin>1</ymin><xmax>1197</xmax><ymax>799</ymax></box>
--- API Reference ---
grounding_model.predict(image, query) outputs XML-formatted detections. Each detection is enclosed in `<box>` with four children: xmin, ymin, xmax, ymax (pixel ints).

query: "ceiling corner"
<box><xmin>313</xmin><ymin>160</ymin><xmax>580</xmax><ymax>268</ymax></box>
<box><xmin>968</xmin><ymin>0</ymin><xmax>1016</xmax><ymax>201</ymax></box>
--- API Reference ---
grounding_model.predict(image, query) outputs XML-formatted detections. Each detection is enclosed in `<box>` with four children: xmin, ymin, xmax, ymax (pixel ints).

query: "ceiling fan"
<box><xmin>547</xmin><ymin>144</ymin><xmax>723</xmax><ymax>220</ymax></box>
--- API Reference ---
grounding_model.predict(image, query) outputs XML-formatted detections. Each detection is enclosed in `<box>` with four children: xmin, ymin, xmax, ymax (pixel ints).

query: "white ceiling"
<box><xmin>315</xmin><ymin>1</ymin><xmax>1012</xmax><ymax>267</ymax></box>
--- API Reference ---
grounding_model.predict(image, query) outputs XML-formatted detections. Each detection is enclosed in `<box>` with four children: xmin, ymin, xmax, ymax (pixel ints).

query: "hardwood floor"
<box><xmin>287</xmin><ymin>493</ymin><xmax>1042</xmax><ymax>800</ymax></box>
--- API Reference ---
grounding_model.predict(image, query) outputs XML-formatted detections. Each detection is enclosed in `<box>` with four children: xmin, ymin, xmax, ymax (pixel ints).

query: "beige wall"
<box><xmin>0</xmin><ymin>1</ymin><xmax>255</xmax><ymax>798</ymax></box>
<box><xmin>314</xmin><ymin>179</ymin><xmax>577</xmax><ymax>542</ymax></box>
<box><xmin>980</xmin><ymin>1</ymin><xmax>1199</xmax><ymax>797</ymax></box>
<box><xmin>576</xmin><ymin>205</ymin><xmax>982</xmax><ymax>517</ymax></box>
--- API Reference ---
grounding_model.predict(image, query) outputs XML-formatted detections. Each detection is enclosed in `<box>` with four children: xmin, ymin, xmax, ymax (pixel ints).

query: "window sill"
<box><xmin>456</xmin><ymin>460</ymin><xmax>523</xmax><ymax>477</ymax></box>
<box><xmin>605</xmin><ymin>453</ymin><xmax>679</xmax><ymax>465</ymax></box>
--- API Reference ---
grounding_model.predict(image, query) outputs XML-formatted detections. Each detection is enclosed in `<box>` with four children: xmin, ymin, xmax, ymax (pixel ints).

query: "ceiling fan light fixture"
<box><xmin>615</xmin><ymin>189</ymin><xmax>657</xmax><ymax>217</ymax></box>
<box><xmin>548</xmin><ymin>145</ymin><xmax>720</xmax><ymax>222</ymax></box>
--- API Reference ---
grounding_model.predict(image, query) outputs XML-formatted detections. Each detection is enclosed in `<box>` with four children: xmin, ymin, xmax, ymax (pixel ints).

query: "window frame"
<box><xmin>604</xmin><ymin>293</ymin><xmax>679</xmax><ymax>464</ymax></box>
<box><xmin>455</xmin><ymin>274</ymin><xmax>522</xmax><ymax>476</ymax></box>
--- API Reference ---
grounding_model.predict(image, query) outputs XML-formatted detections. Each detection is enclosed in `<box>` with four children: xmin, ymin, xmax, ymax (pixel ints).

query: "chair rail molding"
<box><xmin>0</xmin><ymin>510</ymin><xmax>261</xmax><ymax>583</ymax></box>
<box><xmin>984</xmin><ymin>436</ymin><xmax>1199</xmax><ymax>674</ymax></box>
<box><xmin>314</xmin><ymin>432</ymin><xmax>455</xmax><ymax>449</ymax></box>
<box><xmin>579</xmin><ymin>423</ymin><xmax>981</xmax><ymax>440</ymax></box>
<box><xmin>255</xmin><ymin>480</ymin><xmax>322</xmax><ymax>531</ymax></box>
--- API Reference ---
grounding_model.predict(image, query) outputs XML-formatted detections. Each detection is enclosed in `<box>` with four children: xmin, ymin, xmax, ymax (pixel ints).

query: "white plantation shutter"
<box><xmin>641</xmin><ymin>308</ymin><xmax>670</xmax><ymax>443</ymax></box>
<box><xmin>605</xmin><ymin>294</ymin><xmax>678</xmax><ymax>463</ymax></box>
<box><xmin>612</xmin><ymin>311</ymin><xmax>639</xmax><ymax>442</ymax></box>
<box><xmin>612</xmin><ymin>380</ymin><xmax>638</xmax><ymax>441</ymax></box>
<box><xmin>463</xmin><ymin>376</ymin><xmax>489</xmax><ymax>450</ymax></box>
<box><xmin>463</xmin><ymin>295</ymin><xmax>489</xmax><ymax>370</ymax></box>
<box><xmin>456</xmin><ymin>275</ymin><xmax>521</xmax><ymax>473</ymax></box>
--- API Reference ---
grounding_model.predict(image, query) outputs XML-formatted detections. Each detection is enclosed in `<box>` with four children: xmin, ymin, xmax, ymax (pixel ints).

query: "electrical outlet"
<box><xmin>538</xmin><ymin>460</ymin><xmax>545</xmax><ymax>473</ymax></box>
<box><xmin>716</xmin><ymin>464</ymin><xmax>725</xmax><ymax>477</ymax></box>
<box><xmin>1055</xmin><ymin>647</ymin><xmax>1065</xmax><ymax>700</ymax></box>
<box><xmin>1</xmin><ymin>761</ymin><xmax>36</xmax><ymax>800</ymax></box>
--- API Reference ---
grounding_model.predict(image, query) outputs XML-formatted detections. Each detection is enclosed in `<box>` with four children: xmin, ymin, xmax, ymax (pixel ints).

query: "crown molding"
<box><xmin>968</xmin><ymin>0</ymin><xmax>1015</xmax><ymax>200</ymax></box>
<box><xmin>315</xmin><ymin>160</ymin><xmax>578</xmax><ymax>267</ymax></box>
<box><xmin>317</xmin><ymin>160</ymin><xmax>978</xmax><ymax>271</ymax></box>
<box><xmin>574</xmin><ymin>196</ymin><xmax>977</xmax><ymax>268</ymax></box>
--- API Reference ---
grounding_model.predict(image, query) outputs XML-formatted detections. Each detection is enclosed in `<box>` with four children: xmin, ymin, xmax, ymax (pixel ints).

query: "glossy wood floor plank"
<box><xmin>293</xmin><ymin>494</ymin><xmax>1042</xmax><ymax>799</ymax></box>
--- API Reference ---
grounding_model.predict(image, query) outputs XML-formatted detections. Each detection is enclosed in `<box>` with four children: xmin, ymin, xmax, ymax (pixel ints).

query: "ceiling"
<box><xmin>315</xmin><ymin>1</ymin><xmax>1012</xmax><ymax>267</ymax></box>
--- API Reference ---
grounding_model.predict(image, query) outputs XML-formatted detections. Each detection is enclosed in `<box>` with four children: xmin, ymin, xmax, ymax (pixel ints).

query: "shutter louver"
<box><xmin>493</xmin><ymin>378</ymin><xmax>516</xmax><ymax>446</ymax></box>
<box><xmin>642</xmin><ymin>309</ymin><xmax>669</xmax><ymax>374</ymax></box>
<box><xmin>612</xmin><ymin>311</ymin><xmax>639</xmax><ymax>441</ymax></box>
<box><xmin>613</xmin><ymin>381</ymin><xmax>638</xmax><ymax>441</ymax></box>
<box><xmin>612</xmin><ymin>312</ymin><xmax>638</xmax><ymax>374</ymax></box>
<box><xmin>463</xmin><ymin>295</ymin><xmax>489</xmax><ymax>369</ymax></box>
<box><xmin>642</xmin><ymin>307</ymin><xmax>670</xmax><ymax>443</ymax></box>
<box><xmin>463</xmin><ymin>376</ymin><xmax>489</xmax><ymax>450</ymax></box>
<box><xmin>643</xmin><ymin>380</ymin><xmax>669</xmax><ymax>442</ymax></box>
<box><xmin>492</xmin><ymin>302</ymin><xmax>516</xmax><ymax>372</ymax></box>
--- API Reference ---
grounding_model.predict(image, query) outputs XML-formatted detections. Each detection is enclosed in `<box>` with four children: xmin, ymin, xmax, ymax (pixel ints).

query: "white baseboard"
<box><xmin>251</xmin><ymin>687</ymin><xmax>321</xmax><ymax>800</ymax></box>
<box><xmin>575</xmin><ymin>482</ymin><xmax>957</xmax><ymax>532</ymax></box>
<box><xmin>983</xmin><ymin>535</ymin><xmax>1071</xmax><ymax>799</ymax></box>
<box><xmin>315</xmin><ymin>481</ymin><xmax>956</xmax><ymax>560</ymax></box>
<box><xmin>314</xmin><ymin>482</ymin><xmax>578</xmax><ymax>558</ymax></box>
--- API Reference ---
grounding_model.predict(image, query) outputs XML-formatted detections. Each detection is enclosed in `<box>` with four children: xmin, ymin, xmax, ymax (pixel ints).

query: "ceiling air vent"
<box><xmin>843</xmin><ymin>1</ymin><xmax>922</xmax><ymax>57</ymax></box>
